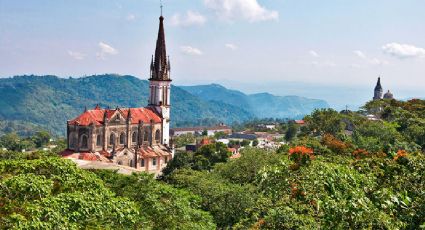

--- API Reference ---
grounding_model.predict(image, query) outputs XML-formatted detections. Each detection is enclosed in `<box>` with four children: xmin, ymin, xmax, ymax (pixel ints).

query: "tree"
<box><xmin>0</xmin><ymin>157</ymin><xmax>139</xmax><ymax>229</ymax></box>
<box><xmin>304</xmin><ymin>109</ymin><xmax>345</xmax><ymax>136</ymax></box>
<box><xmin>241</xmin><ymin>139</ymin><xmax>251</xmax><ymax>147</ymax></box>
<box><xmin>202</xmin><ymin>129</ymin><xmax>208</xmax><ymax>136</ymax></box>
<box><xmin>95</xmin><ymin>170</ymin><xmax>216</xmax><ymax>229</ymax></box>
<box><xmin>32</xmin><ymin>131</ymin><xmax>51</xmax><ymax>148</ymax></box>
<box><xmin>167</xmin><ymin>169</ymin><xmax>257</xmax><ymax>228</ymax></box>
<box><xmin>285</xmin><ymin>123</ymin><xmax>298</xmax><ymax>142</ymax></box>
<box><xmin>173</xmin><ymin>133</ymin><xmax>196</xmax><ymax>148</ymax></box>
<box><xmin>0</xmin><ymin>133</ymin><xmax>22</xmax><ymax>151</ymax></box>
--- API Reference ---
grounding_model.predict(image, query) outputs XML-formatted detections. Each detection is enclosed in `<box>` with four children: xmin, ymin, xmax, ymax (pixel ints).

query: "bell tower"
<box><xmin>149</xmin><ymin>11</ymin><xmax>171</xmax><ymax>146</ymax></box>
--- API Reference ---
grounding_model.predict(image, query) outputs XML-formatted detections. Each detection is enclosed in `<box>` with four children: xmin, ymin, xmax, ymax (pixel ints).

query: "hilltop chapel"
<box><xmin>373</xmin><ymin>77</ymin><xmax>394</xmax><ymax>100</ymax></box>
<box><xmin>61</xmin><ymin>14</ymin><xmax>173</xmax><ymax>174</ymax></box>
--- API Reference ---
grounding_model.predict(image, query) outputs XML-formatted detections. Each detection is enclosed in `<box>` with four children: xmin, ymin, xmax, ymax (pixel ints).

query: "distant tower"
<box><xmin>149</xmin><ymin>12</ymin><xmax>172</xmax><ymax>146</ymax></box>
<box><xmin>373</xmin><ymin>77</ymin><xmax>383</xmax><ymax>100</ymax></box>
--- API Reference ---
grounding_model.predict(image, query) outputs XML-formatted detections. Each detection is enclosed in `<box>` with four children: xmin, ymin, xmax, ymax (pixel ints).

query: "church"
<box><xmin>61</xmin><ymin>14</ymin><xmax>173</xmax><ymax>174</ymax></box>
<box><xmin>373</xmin><ymin>77</ymin><xmax>394</xmax><ymax>100</ymax></box>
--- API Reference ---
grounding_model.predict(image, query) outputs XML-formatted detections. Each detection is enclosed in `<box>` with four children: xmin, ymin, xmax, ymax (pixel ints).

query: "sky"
<box><xmin>1</xmin><ymin>0</ymin><xmax>424</xmax><ymax>108</ymax></box>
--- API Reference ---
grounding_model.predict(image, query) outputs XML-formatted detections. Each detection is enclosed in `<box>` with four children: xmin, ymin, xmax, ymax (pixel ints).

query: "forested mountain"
<box><xmin>0</xmin><ymin>75</ymin><xmax>254</xmax><ymax>136</ymax></box>
<box><xmin>180</xmin><ymin>84</ymin><xmax>329</xmax><ymax>119</ymax></box>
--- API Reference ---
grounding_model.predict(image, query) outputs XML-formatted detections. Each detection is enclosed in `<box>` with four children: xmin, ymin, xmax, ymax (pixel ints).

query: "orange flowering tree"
<box><xmin>393</xmin><ymin>149</ymin><xmax>408</xmax><ymax>164</ymax></box>
<box><xmin>352</xmin><ymin>149</ymin><xmax>369</xmax><ymax>159</ymax></box>
<box><xmin>288</xmin><ymin>146</ymin><xmax>314</xmax><ymax>165</ymax></box>
<box><xmin>321</xmin><ymin>133</ymin><xmax>349</xmax><ymax>154</ymax></box>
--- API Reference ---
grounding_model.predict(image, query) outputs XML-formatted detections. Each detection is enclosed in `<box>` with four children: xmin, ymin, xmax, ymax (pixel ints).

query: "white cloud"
<box><xmin>126</xmin><ymin>14</ymin><xmax>136</xmax><ymax>21</ymax></box>
<box><xmin>67</xmin><ymin>51</ymin><xmax>85</xmax><ymax>60</ymax></box>
<box><xmin>382</xmin><ymin>43</ymin><xmax>425</xmax><ymax>59</ymax></box>
<box><xmin>204</xmin><ymin>0</ymin><xmax>278</xmax><ymax>22</ymax></box>
<box><xmin>311</xmin><ymin>61</ymin><xmax>336</xmax><ymax>67</ymax></box>
<box><xmin>180</xmin><ymin>46</ymin><xmax>203</xmax><ymax>55</ymax></box>
<box><xmin>353</xmin><ymin>50</ymin><xmax>388</xmax><ymax>65</ymax></box>
<box><xmin>309</xmin><ymin>50</ymin><xmax>319</xmax><ymax>57</ymax></box>
<box><xmin>170</xmin><ymin>11</ymin><xmax>207</xmax><ymax>27</ymax></box>
<box><xmin>97</xmin><ymin>42</ymin><xmax>118</xmax><ymax>60</ymax></box>
<box><xmin>225</xmin><ymin>43</ymin><xmax>238</xmax><ymax>50</ymax></box>
<box><xmin>353</xmin><ymin>50</ymin><xmax>366</xmax><ymax>59</ymax></box>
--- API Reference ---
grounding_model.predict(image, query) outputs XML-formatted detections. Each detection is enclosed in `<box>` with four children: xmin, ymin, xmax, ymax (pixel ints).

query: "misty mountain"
<box><xmin>180</xmin><ymin>84</ymin><xmax>329</xmax><ymax>119</ymax></box>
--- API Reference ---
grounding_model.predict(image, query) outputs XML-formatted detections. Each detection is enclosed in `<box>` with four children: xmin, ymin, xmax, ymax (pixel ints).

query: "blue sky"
<box><xmin>0</xmin><ymin>0</ymin><xmax>424</xmax><ymax>108</ymax></box>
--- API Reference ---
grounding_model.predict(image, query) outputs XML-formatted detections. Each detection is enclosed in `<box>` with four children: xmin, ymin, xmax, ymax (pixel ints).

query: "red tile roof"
<box><xmin>68</xmin><ymin>107</ymin><xmax>161</xmax><ymax>126</ymax></box>
<box><xmin>61</xmin><ymin>150</ymin><xmax>113</xmax><ymax>163</ymax></box>
<box><xmin>138</xmin><ymin>145</ymin><xmax>171</xmax><ymax>158</ymax></box>
<box><xmin>294</xmin><ymin>120</ymin><xmax>305</xmax><ymax>125</ymax></box>
<box><xmin>199</xmin><ymin>138</ymin><xmax>211</xmax><ymax>146</ymax></box>
<box><xmin>230</xmin><ymin>152</ymin><xmax>241</xmax><ymax>159</ymax></box>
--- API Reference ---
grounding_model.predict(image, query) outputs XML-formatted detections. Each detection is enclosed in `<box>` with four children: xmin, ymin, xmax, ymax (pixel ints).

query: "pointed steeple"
<box><xmin>373</xmin><ymin>77</ymin><xmax>383</xmax><ymax>100</ymax></box>
<box><xmin>150</xmin><ymin>13</ymin><xmax>171</xmax><ymax>81</ymax></box>
<box><xmin>374</xmin><ymin>77</ymin><xmax>382</xmax><ymax>91</ymax></box>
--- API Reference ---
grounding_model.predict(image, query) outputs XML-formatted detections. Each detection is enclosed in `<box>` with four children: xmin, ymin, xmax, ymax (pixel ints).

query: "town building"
<box><xmin>61</xmin><ymin>14</ymin><xmax>173</xmax><ymax>174</ymax></box>
<box><xmin>170</xmin><ymin>124</ymin><xmax>232</xmax><ymax>137</ymax></box>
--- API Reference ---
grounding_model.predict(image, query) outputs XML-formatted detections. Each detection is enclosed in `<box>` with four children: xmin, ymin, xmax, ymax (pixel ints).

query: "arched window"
<box><xmin>152</xmin><ymin>158</ymin><xmax>157</xmax><ymax>166</ymax></box>
<box><xmin>155</xmin><ymin>130</ymin><xmax>160</xmax><ymax>141</ymax></box>
<box><xmin>81</xmin><ymin>135</ymin><xmax>88</xmax><ymax>149</ymax></box>
<box><xmin>143</xmin><ymin>130</ymin><xmax>149</xmax><ymax>142</ymax></box>
<box><xmin>141</xmin><ymin>159</ymin><xmax>145</xmax><ymax>167</ymax></box>
<box><xmin>129</xmin><ymin>160</ymin><xmax>133</xmax><ymax>167</ymax></box>
<box><xmin>132</xmin><ymin>132</ymin><xmax>137</xmax><ymax>143</ymax></box>
<box><xmin>118</xmin><ymin>161</ymin><xmax>122</xmax><ymax>165</ymax></box>
<box><xmin>96</xmin><ymin>135</ymin><xmax>101</xmax><ymax>146</ymax></box>
<box><xmin>119</xmin><ymin>133</ymin><xmax>125</xmax><ymax>145</ymax></box>
<box><xmin>109</xmin><ymin>133</ymin><xmax>115</xmax><ymax>146</ymax></box>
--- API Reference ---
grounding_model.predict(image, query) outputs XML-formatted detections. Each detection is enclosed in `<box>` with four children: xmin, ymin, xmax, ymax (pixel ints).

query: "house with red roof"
<box><xmin>62</xmin><ymin>14</ymin><xmax>173</xmax><ymax>175</ymax></box>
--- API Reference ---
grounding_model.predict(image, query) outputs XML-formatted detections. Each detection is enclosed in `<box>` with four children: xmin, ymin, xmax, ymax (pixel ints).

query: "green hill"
<box><xmin>180</xmin><ymin>84</ymin><xmax>329</xmax><ymax>119</ymax></box>
<box><xmin>0</xmin><ymin>75</ymin><xmax>254</xmax><ymax>136</ymax></box>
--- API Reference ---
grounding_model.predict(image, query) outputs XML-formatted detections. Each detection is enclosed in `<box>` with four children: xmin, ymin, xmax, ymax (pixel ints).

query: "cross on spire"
<box><xmin>160</xmin><ymin>0</ymin><xmax>163</xmax><ymax>16</ymax></box>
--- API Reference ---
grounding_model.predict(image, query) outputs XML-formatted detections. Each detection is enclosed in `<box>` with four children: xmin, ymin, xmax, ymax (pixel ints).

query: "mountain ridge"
<box><xmin>0</xmin><ymin>75</ymin><xmax>254</xmax><ymax>136</ymax></box>
<box><xmin>0</xmin><ymin>75</ymin><xmax>329</xmax><ymax>136</ymax></box>
<box><xmin>179</xmin><ymin>84</ymin><xmax>329</xmax><ymax>119</ymax></box>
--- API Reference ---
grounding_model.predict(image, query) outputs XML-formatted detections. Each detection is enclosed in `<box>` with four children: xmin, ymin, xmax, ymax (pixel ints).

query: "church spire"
<box><xmin>150</xmin><ymin>9</ymin><xmax>171</xmax><ymax>81</ymax></box>
<box><xmin>373</xmin><ymin>76</ymin><xmax>383</xmax><ymax>100</ymax></box>
<box><xmin>374</xmin><ymin>77</ymin><xmax>382</xmax><ymax>91</ymax></box>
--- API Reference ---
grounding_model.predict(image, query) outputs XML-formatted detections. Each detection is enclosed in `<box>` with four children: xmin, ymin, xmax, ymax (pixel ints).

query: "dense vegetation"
<box><xmin>0</xmin><ymin>151</ymin><xmax>215</xmax><ymax>229</ymax></box>
<box><xmin>181</xmin><ymin>84</ymin><xmax>329</xmax><ymax>119</ymax></box>
<box><xmin>0</xmin><ymin>75</ymin><xmax>254</xmax><ymax>136</ymax></box>
<box><xmin>0</xmin><ymin>131</ymin><xmax>56</xmax><ymax>152</ymax></box>
<box><xmin>1</xmin><ymin>99</ymin><xmax>424</xmax><ymax>229</ymax></box>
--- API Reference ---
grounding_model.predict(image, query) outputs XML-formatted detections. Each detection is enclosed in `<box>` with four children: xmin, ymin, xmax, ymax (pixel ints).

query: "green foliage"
<box><xmin>173</xmin><ymin>133</ymin><xmax>196</xmax><ymax>148</ymax></box>
<box><xmin>31</xmin><ymin>131</ymin><xmax>51</xmax><ymax>148</ymax></box>
<box><xmin>94</xmin><ymin>170</ymin><xmax>216</xmax><ymax>230</ymax></box>
<box><xmin>303</xmin><ymin>108</ymin><xmax>345</xmax><ymax>136</ymax></box>
<box><xmin>285</xmin><ymin>122</ymin><xmax>298</xmax><ymax>142</ymax></box>
<box><xmin>214</xmin><ymin>148</ymin><xmax>283</xmax><ymax>185</ymax></box>
<box><xmin>252</xmin><ymin>139</ymin><xmax>259</xmax><ymax>146</ymax></box>
<box><xmin>202</xmin><ymin>129</ymin><xmax>208</xmax><ymax>136</ymax></box>
<box><xmin>167</xmin><ymin>169</ymin><xmax>258</xmax><ymax>228</ymax></box>
<box><xmin>214</xmin><ymin>131</ymin><xmax>227</xmax><ymax>139</ymax></box>
<box><xmin>163</xmin><ymin>143</ymin><xmax>231</xmax><ymax>177</ymax></box>
<box><xmin>0</xmin><ymin>157</ymin><xmax>139</xmax><ymax>229</ymax></box>
<box><xmin>0</xmin><ymin>131</ymin><xmax>52</xmax><ymax>152</ymax></box>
